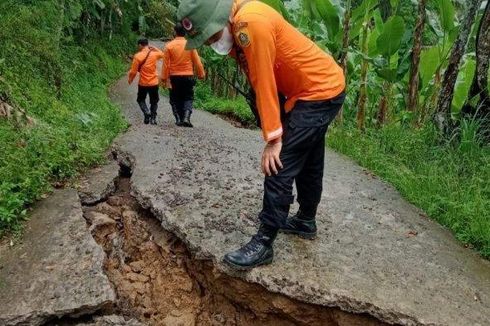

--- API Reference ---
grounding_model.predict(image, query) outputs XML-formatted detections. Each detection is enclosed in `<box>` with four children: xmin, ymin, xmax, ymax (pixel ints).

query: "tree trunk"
<box><xmin>435</xmin><ymin>0</ymin><xmax>483</xmax><ymax>133</ymax></box>
<box><xmin>379</xmin><ymin>0</ymin><xmax>392</xmax><ymax>21</ymax></box>
<box><xmin>464</xmin><ymin>0</ymin><xmax>490</xmax><ymax>139</ymax></box>
<box><xmin>356</xmin><ymin>21</ymin><xmax>370</xmax><ymax>131</ymax></box>
<box><xmin>108</xmin><ymin>9</ymin><xmax>113</xmax><ymax>40</ymax></box>
<box><xmin>339</xmin><ymin>0</ymin><xmax>352</xmax><ymax>76</ymax></box>
<box><xmin>407</xmin><ymin>0</ymin><xmax>427</xmax><ymax>114</ymax></box>
<box><xmin>469</xmin><ymin>1</ymin><xmax>490</xmax><ymax>109</ymax></box>
<box><xmin>377</xmin><ymin>82</ymin><xmax>391</xmax><ymax>127</ymax></box>
<box><xmin>54</xmin><ymin>0</ymin><xmax>65</xmax><ymax>100</ymax></box>
<box><xmin>337</xmin><ymin>0</ymin><xmax>352</xmax><ymax>124</ymax></box>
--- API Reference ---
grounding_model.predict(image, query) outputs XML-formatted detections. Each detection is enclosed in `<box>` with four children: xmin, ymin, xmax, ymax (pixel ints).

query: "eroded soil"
<box><xmin>81</xmin><ymin>171</ymin><xmax>385</xmax><ymax>326</ymax></box>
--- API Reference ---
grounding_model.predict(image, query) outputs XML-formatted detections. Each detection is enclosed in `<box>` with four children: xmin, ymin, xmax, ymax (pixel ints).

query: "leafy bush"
<box><xmin>0</xmin><ymin>0</ymin><xmax>134</xmax><ymax>232</ymax></box>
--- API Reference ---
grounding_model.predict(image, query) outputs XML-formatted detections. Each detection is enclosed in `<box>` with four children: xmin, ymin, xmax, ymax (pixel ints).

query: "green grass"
<box><xmin>328</xmin><ymin>122</ymin><xmax>490</xmax><ymax>257</ymax></box>
<box><xmin>194</xmin><ymin>82</ymin><xmax>256</xmax><ymax>125</ymax></box>
<box><xmin>0</xmin><ymin>42</ymin><xmax>129</xmax><ymax>231</ymax></box>
<box><xmin>0</xmin><ymin>1</ymin><xmax>133</xmax><ymax>232</ymax></box>
<box><xmin>195</xmin><ymin>90</ymin><xmax>490</xmax><ymax>258</ymax></box>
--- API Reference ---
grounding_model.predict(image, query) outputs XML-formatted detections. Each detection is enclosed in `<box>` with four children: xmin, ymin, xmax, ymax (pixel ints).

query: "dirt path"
<box><xmin>106</xmin><ymin>42</ymin><xmax>490</xmax><ymax>325</ymax></box>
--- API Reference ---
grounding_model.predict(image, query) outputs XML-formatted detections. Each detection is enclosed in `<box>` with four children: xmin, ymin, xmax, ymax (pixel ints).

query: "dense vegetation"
<box><xmin>0</xmin><ymin>0</ymin><xmax>174</xmax><ymax>233</ymax></box>
<box><xmin>195</xmin><ymin>0</ymin><xmax>490</xmax><ymax>257</ymax></box>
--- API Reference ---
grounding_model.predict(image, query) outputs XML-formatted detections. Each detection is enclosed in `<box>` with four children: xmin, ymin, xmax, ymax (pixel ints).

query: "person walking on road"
<box><xmin>161</xmin><ymin>23</ymin><xmax>206</xmax><ymax>127</ymax></box>
<box><xmin>128</xmin><ymin>38</ymin><xmax>164</xmax><ymax>125</ymax></box>
<box><xmin>177</xmin><ymin>0</ymin><xmax>346</xmax><ymax>270</ymax></box>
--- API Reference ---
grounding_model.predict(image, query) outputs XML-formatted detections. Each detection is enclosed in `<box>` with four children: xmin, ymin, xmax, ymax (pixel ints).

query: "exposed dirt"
<box><xmin>81</xmin><ymin>167</ymin><xmax>385</xmax><ymax>326</ymax></box>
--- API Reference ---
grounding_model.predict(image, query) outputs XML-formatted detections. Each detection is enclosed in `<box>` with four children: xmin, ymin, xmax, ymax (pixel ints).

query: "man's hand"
<box><xmin>261</xmin><ymin>139</ymin><xmax>283</xmax><ymax>176</ymax></box>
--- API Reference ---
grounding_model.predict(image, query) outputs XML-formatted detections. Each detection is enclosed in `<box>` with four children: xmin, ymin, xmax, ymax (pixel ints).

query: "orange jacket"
<box><xmin>231</xmin><ymin>0</ymin><xmax>345</xmax><ymax>141</ymax></box>
<box><xmin>128</xmin><ymin>46</ymin><xmax>165</xmax><ymax>86</ymax></box>
<box><xmin>162</xmin><ymin>37</ymin><xmax>206</xmax><ymax>80</ymax></box>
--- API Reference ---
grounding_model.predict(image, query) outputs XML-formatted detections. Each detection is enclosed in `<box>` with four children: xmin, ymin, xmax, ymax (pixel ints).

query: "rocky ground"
<box><xmin>1</xmin><ymin>41</ymin><xmax>489</xmax><ymax>325</ymax></box>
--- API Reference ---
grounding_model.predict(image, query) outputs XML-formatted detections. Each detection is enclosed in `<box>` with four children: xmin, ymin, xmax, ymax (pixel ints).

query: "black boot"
<box><xmin>182</xmin><ymin>110</ymin><xmax>193</xmax><ymax>127</ymax></box>
<box><xmin>138</xmin><ymin>101</ymin><xmax>151</xmax><ymax>125</ymax></box>
<box><xmin>280</xmin><ymin>210</ymin><xmax>317</xmax><ymax>239</ymax></box>
<box><xmin>171</xmin><ymin>104</ymin><xmax>182</xmax><ymax>126</ymax></box>
<box><xmin>150</xmin><ymin>104</ymin><xmax>157</xmax><ymax>125</ymax></box>
<box><xmin>223</xmin><ymin>224</ymin><xmax>277</xmax><ymax>270</ymax></box>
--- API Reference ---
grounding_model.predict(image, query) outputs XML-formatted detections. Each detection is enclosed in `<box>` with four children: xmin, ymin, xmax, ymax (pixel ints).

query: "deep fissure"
<box><xmin>77</xmin><ymin>160</ymin><xmax>387</xmax><ymax>326</ymax></box>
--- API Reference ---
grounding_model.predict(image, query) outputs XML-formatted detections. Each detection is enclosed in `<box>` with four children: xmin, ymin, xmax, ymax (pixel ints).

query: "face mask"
<box><xmin>210</xmin><ymin>26</ymin><xmax>233</xmax><ymax>55</ymax></box>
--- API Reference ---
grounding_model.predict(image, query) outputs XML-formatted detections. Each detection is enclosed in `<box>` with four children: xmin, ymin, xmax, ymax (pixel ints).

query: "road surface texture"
<box><xmin>109</xmin><ymin>42</ymin><xmax>490</xmax><ymax>325</ymax></box>
<box><xmin>0</xmin><ymin>189</ymin><xmax>116</xmax><ymax>325</ymax></box>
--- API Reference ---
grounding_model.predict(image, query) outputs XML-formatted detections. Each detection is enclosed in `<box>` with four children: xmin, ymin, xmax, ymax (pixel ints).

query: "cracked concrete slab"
<box><xmin>0</xmin><ymin>189</ymin><xmax>115</xmax><ymax>326</ymax></box>
<box><xmin>107</xmin><ymin>41</ymin><xmax>490</xmax><ymax>326</ymax></box>
<box><xmin>78</xmin><ymin>160</ymin><xmax>120</xmax><ymax>205</ymax></box>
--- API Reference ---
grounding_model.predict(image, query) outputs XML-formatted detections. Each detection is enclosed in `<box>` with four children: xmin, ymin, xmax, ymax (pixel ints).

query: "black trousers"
<box><xmin>259</xmin><ymin>92</ymin><xmax>345</xmax><ymax>228</ymax></box>
<box><xmin>137</xmin><ymin>85</ymin><xmax>159</xmax><ymax>116</ymax></box>
<box><xmin>169</xmin><ymin>76</ymin><xmax>196</xmax><ymax>117</ymax></box>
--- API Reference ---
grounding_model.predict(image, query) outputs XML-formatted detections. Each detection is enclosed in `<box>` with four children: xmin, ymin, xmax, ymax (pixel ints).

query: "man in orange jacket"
<box><xmin>128</xmin><ymin>38</ymin><xmax>165</xmax><ymax>125</ymax></box>
<box><xmin>161</xmin><ymin>23</ymin><xmax>206</xmax><ymax>127</ymax></box>
<box><xmin>178</xmin><ymin>0</ymin><xmax>345</xmax><ymax>270</ymax></box>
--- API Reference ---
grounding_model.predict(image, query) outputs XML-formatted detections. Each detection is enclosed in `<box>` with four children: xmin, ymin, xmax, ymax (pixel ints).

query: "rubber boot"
<box><xmin>171</xmin><ymin>103</ymin><xmax>182</xmax><ymax>126</ymax></box>
<box><xmin>280</xmin><ymin>210</ymin><xmax>317</xmax><ymax>239</ymax></box>
<box><xmin>138</xmin><ymin>101</ymin><xmax>151</xmax><ymax>125</ymax></box>
<box><xmin>181</xmin><ymin>100</ymin><xmax>193</xmax><ymax>127</ymax></box>
<box><xmin>182</xmin><ymin>110</ymin><xmax>193</xmax><ymax>128</ymax></box>
<box><xmin>223</xmin><ymin>224</ymin><xmax>277</xmax><ymax>270</ymax></box>
<box><xmin>150</xmin><ymin>104</ymin><xmax>158</xmax><ymax>125</ymax></box>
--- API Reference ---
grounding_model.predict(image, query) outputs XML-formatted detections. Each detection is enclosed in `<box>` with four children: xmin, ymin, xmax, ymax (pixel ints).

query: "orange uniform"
<box><xmin>162</xmin><ymin>37</ymin><xmax>205</xmax><ymax>80</ymax></box>
<box><xmin>231</xmin><ymin>0</ymin><xmax>345</xmax><ymax>141</ymax></box>
<box><xmin>128</xmin><ymin>47</ymin><xmax>165</xmax><ymax>86</ymax></box>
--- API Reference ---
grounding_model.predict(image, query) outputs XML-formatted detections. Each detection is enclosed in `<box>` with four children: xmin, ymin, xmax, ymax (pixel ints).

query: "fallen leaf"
<box><xmin>406</xmin><ymin>230</ymin><xmax>418</xmax><ymax>238</ymax></box>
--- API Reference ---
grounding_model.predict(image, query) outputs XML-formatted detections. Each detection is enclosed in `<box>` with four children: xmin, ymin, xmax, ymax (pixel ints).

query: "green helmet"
<box><xmin>177</xmin><ymin>0</ymin><xmax>233</xmax><ymax>50</ymax></box>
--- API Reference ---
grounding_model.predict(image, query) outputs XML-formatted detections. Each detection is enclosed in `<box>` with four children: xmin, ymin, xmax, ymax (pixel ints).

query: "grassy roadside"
<box><xmin>0</xmin><ymin>31</ymin><xmax>132</xmax><ymax>232</ymax></box>
<box><xmin>328</xmin><ymin>123</ymin><xmax>489</xmax><ymax>257</ymax></box>
<box><xmin>194</xmin><ymin>91</ymin><xmax>490</xmax><ymax>258</ymax></box>
<box><xmin>194</xmin><ymin>82</ymin><xmax>256</xmax><ymax>126</ymax></box>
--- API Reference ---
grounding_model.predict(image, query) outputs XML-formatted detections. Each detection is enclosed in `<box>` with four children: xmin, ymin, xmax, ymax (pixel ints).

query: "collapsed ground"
<box><xmin>80</xmin><ymin>163</ymin><xmax>384</xmax><ymax>325</ymax></box>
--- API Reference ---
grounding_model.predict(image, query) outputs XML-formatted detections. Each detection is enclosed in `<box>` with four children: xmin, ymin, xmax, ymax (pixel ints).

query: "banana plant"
<box><xmin>357</xmin><ymin>9</ymin><xmax>410</xmax><ymax>129</ymax></box>
<box><xmin>419</xmin><ymin>0</ymin><xmax>459</xmax><ymax>120</ymax></box>
<box><xmin>300</xmin><ymin>0</ymin><xmax>344</xmax><ymax>56</ymax></box>
<box><xmin>353</xmin><ymin>0</ymin><xmax>378</xmax><ymax>131</ymax></box>
<box><xmin>262</xmin><ymin>0</ymin><xmax>291</xmax><ymax>21</ymax></box>
<box><xmin>370</xmin><ymin>15</ymin><xmax>407</xmax><ymax>125</ymax></box>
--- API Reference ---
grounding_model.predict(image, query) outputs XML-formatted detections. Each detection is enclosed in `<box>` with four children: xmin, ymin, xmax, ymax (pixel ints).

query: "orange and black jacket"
<box><xmin>128</xmin><ymin>47</ymin><xmax>165</xmax><ymax>86</ymax></box>
<box><xmin>162</xmin><ymin>37</ymin><xmax>206</xmax><ymax>80</ymax></box>
<box><xmin>230</xmin><ymin>0</ymin><xmax>345</xmax><ymax>142</ymax></box>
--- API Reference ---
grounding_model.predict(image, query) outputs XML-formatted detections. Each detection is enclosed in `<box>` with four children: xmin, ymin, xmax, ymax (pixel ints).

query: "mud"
<box><xmin>82</xmin><ymin>168</ymin><xmax>385</xmax><ymax>326</ymax></box>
